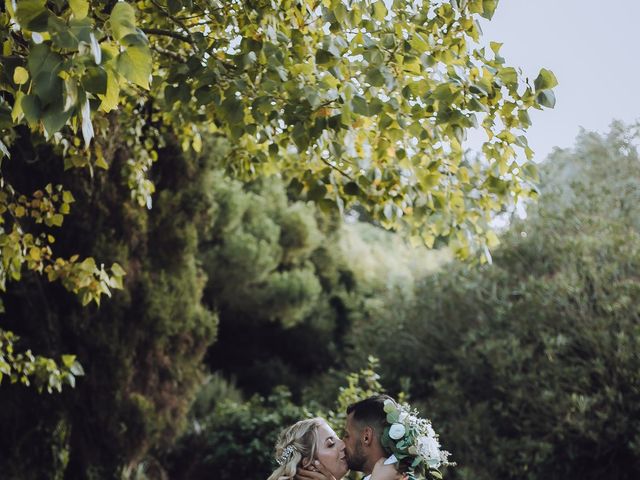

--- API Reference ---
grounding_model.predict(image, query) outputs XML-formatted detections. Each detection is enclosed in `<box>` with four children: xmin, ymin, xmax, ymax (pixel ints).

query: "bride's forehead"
<box><xmin>317</xmin><ymin>422</ymin><xmax>337</xmax><ymax>439</ymax></box>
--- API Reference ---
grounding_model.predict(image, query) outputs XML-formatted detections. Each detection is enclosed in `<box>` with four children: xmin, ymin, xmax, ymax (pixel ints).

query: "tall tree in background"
<box><xmin>198</xmin><ymin>160</ymin><xmax>357</xmax><ymax>397</ymax></box>
<box><xmin>0</xmin><ymin>137</ymin><xmax>218</xmax><ymax>478</ymax></box>
<box><xmin>347</xmin><ymin>123</ymin><xmax>640</xmax><ymax>480</ymax></box>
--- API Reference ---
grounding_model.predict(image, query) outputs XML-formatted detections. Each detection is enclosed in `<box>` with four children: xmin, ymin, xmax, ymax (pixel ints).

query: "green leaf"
<box><xmin>21</xmin><ymin>94</ymin><xmax>42</xmax><ymax>123</ymax></box>
<box><xmin>536</xmin><ymin>89</ymin><xmax>556</xmax><ymax>108</ymax></box>
<box><xmin>82</xmin><ymin>67</ymin><xmax>108</xmax><ymax>94</ymax></box>
<box><xmin>480</xmin><ymin>0</ymin><xmax>498</xmax><ymax>19</ymax></box>
<box><xmin>372</xmin><ymin>1</ymin><xmax>388</xmax><ymax>21</ymax></box>
<box><xmin>28</xmin><ymin>43</ymin><xmax>62</xmax><ymax>78</ymax></box>
<box><xmin>12</xmin><ymin>90</ymin><xmax>25</xmax><ymax>122</ymax></box>
<box><xmin>27</xmin><ymin>44</ymin><xmax>63</xmax><ymax>104</ymax></box>
<box><xmin>13</xmin><ymin>66</ymin><xmax>29</xmax><ymax>85</ymax></box>
<box><xmin>98</xmin><ymin>69</ymin><xmax>120</xmax><ymax>112</ymax></box>
<box><xmin>167</xmin><ymin>0</ymin><xmax>182</xmax><ymax>15</ymax></box>
<box><xmin>69</xmin><ymin>0</ymin><xmax>89</xmax><ymax>19</ymax></box>
<box><xmin>115</xmin><ymin>45</ymin><xmax>152</xmax><ymax>89</ymax></box>
<box><xmin>121</xmin><ymin>31</ymin><xmax>149</xmax><ymax>47</ymax></box>
<box><xmin>315</xmin><ymin>49</ymin><xmax>335</xmax><ymax>65</ymax></box>
<box><xmin>69</xmin><ymin>17</ymin><xmax>92</xmax><ymax>43</ymax></box>
<box><xmin>352</xmin><ymin>96</ymin><xmax>369</xmax><ymax>116</ymax></box>
<box><xmin>69</xmin><ymin>361</ymin><xmax>85</xmax><ymax>376</ymax></box>
<box><xmin>48</xmin><ymin>15</ymin><xmax>78</xmax><ymax>49</ymax></box>
<box><xmin>61</xmin><ymin>354</ymin><xmax>76</xmax><ymax>368</ymax></box>
<box><xmin>344</xmin><ymin>182</ymin><xmax>360</xmax><ymax>195</ymax></box>
<box><xmin>33</xmin><ymin>71</ymin><xmax>63</xmax><ymax>104</ymax></box>
<box><xmin>365</xmin><ymin>67</ymin><xmax>385</xmax><ymax>87</ymax></box>
<box><xmin>221</xmin><ymin>96</ymin><xmax>243</xmax><ymax>125</ymax></box>
<box><xmin>42</xmin><ymin>101</ymin><xmax>72</xmax><ymax>135</ymax></box>
<box><xmin>534</xmin><ymin>68</ymin><xmax>558</xmax><ymax>91</ymax></box>
<box><xmin>110</xmin><ymin>2</ymin><xmax>137</xmax><ymax>42</ymax></box>
<box><xmin>518</xmin><ymin>109</ymin><xmax>531</xmax><ymax>127</ymax></box>
<box><xmin>111</xmin><ymin>262</ymin><xmax>126</xmax><ymax>276</ymax></box>
<box><xmin>15</xmin><ymin>0</ymin><xmax>50</xmax><ymax>32</ymax></box>
<box><xmin>498</xmin><ymin>67</ymin><xmax>518</xmax><ymax>87</ymax></box>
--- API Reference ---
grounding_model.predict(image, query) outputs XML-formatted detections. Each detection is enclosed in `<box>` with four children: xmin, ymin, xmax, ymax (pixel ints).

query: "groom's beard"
<box><xmin>346</xmin><ymin>440</ymin><xmax>367</xmax><ymax>471</ymax></box>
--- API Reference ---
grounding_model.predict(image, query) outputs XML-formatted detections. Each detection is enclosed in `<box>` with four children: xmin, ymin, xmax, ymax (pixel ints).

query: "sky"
<box><xmin>470</xmin><ymin>0</ymin><xmax>640</xmax><ymax>163</ymax></box>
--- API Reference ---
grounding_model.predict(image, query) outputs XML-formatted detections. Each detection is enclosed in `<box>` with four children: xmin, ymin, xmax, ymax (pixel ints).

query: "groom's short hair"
<box><xmin>346</xmin><ymin>394</ymin><xmax>392</xmax><ymax>438</ymax></box>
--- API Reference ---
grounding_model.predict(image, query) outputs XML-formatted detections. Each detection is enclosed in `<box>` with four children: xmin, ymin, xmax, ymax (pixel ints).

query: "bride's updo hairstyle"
<box><xmin>266</xmin><ymin>417</ymin><xmax>324</xmax><ymax>480</ymax></box>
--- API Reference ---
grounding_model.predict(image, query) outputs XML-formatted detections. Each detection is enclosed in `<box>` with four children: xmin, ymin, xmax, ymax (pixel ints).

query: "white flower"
<box><xmin>389</xmin><ymin>423</ymin><xmax>406</xmax><ymax>440</ymax></box>
<box><xmin>398</xmin><ymin>411</ymin><xmax>409</xmax><ymax>423</ymax></box>
<box><xmin>426</xmin><ymin>423</ymin><xmax>436</xmax><ymax>438</ymax></box>
<box><xmin>417</xmin><ymin>435</ymin><xmax>441</xmax><ymax>466</ymax></box>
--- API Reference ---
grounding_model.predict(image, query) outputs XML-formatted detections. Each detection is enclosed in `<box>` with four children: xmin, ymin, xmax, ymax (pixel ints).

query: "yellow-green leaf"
<box><xmin>69</xmin><ymin>0</ymin><xmax>89</xmax><ymax>19</ymax></box>
<box><xmin>115</xmin><ymin>45</ymin><xmax>151</xmax><ymax>89</ymax></box>
<box><xmin>99</xmin><ymin>69</ymin><xmax>120</xmax><ymax>112</ymax></box>
<box><xmin>15</xmin><ymin>205</ymin><xmax>26</xmax><ymax>217</ymax></box>
<box><xmin>109</xmin><ymin>2</ymin><xmax>137</xmax><ymax>42</ymax></box>
<box><xmin>13</xmin><ymin>66</ymin><xmax>29</xmax><ymax>85</ymax></box>
<box><xmin>11</xmin><ymin>90</ymin><xmax>25</xmax><ymax>122</ymax></box>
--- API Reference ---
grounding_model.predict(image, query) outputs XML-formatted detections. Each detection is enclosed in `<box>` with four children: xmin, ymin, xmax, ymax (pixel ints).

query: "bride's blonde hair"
<box><xmin>266</xmin><ymin>417</ymin><xmax>324</xmax><ymax>480</ymax></box>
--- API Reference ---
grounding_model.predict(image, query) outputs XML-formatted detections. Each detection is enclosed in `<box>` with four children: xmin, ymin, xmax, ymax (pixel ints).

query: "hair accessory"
<box><xmin>276</xmin><ymin>444</ymin><xmax>296</xmax><ymax>466</ymax></box>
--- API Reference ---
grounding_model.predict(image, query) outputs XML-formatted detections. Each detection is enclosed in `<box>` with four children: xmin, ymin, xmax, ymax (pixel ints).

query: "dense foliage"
<box><xmin>161</xmin><ymin>357</ymin><xmax>387</xmax><ymax>480</ymax></box>
<box><xmin>1</xmin><ymin>0</ymin><xmax>556</xmax><ymax>385</ymax></box>
<box><xmin>0</xmin><ymin>139</ymin><xmax>219</xmax><ymax>478</ymax></box>
<box><xmin>1</xmin><ymin>0</ymin><xmax>553</xmax><ymax>251</ymax></box>
<box><xmin>197</xmin><ymin>156</ymin><xmax>356</xmax><ymax>396</ymax></box>
<box><xmin>345</xmin><ymin>123</ymin><xmax>640</xmax><ymax>480</ymax></box>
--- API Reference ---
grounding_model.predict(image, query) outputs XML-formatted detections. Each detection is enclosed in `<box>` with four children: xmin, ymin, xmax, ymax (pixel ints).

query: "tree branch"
<box><xmin>150</xmin><ymin>44</ymin><xmax>188</xmax><ymax>63</ymax></box>
<box><xmin>142</xmin><ymin>28</ymin><xmax>193</xmax><ymax>45</ymax></box>
<box><xmin>321</xmin><ymin>158</ymin><xmax>354</xmax><ymax>181</ymax></box>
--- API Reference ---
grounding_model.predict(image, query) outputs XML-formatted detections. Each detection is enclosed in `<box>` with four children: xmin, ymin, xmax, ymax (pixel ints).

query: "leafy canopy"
<box><xmin>0</xmin><ymin>0</ymin><xmax>555</xmax><ymax>388</ymax></box>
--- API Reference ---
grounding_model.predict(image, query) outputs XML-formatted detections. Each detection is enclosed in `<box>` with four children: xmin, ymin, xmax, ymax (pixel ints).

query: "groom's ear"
<box><xmin>362</xmin><ymin>426</ymin><xmax>374</xmax><ymax>446</ymax></box>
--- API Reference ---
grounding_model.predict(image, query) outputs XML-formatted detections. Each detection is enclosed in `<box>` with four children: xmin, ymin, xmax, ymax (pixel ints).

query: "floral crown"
<box><xmin>381</xmin><ymin>399</ymin><xmax>453</xmax><ymax>480</ymax></box>
<box><xmin>276</xmin><ymin>444</ymin><xmax>296</xmax><ymax>466</ymax></box>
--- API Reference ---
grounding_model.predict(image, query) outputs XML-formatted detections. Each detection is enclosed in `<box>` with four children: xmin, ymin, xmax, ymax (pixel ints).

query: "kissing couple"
<box><xmin>267</xmin><ymin>395</ymin><xmax>404</xmax><ymax>480</ymax></box>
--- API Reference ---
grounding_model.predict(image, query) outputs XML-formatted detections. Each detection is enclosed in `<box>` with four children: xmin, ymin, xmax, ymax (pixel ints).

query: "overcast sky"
<box><xmin>470</xmin><ymin>0</ymin><xmax>640</xmax><ymax>162</ymax></box>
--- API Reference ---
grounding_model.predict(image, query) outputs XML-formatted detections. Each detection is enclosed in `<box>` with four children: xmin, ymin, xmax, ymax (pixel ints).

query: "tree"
<box><xmin>0</xmin><ymin>1</ymin><xmax>554</xmax><ymax>384</ymax></box>
<box><xmin>0</xmin><ymin>138</ymin><xmax>219</xmax><ymax>478</ymax></box>
<box><xmin>347</xmin><ymin>124</ymin><xmax>640</xmax><ymax>480</ymax></box>
<box><xmin>197</xmin><ymin>158</ymin><xmax>358</xmax><ymax>398</ymax></box>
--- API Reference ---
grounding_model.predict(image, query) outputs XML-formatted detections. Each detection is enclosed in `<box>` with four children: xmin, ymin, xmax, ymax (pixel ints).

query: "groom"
<box><xmin>297</xmin><ymin>394</ymin><xmax>399</xmax><ymax>480</ymax></box>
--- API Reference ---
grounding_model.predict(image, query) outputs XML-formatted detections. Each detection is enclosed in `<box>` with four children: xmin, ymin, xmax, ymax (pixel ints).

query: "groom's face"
<box><xmin>343</xmin><ymin>413</ymin><xmax>367</xmax><ymax>471</ymax></box>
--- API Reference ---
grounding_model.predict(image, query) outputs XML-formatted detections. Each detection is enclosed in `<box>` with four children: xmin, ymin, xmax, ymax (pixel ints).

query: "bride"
<box><xmin>267</xmin><ymin>417</ymin><xmax>401</xmax><ymax>480</ymax></box>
